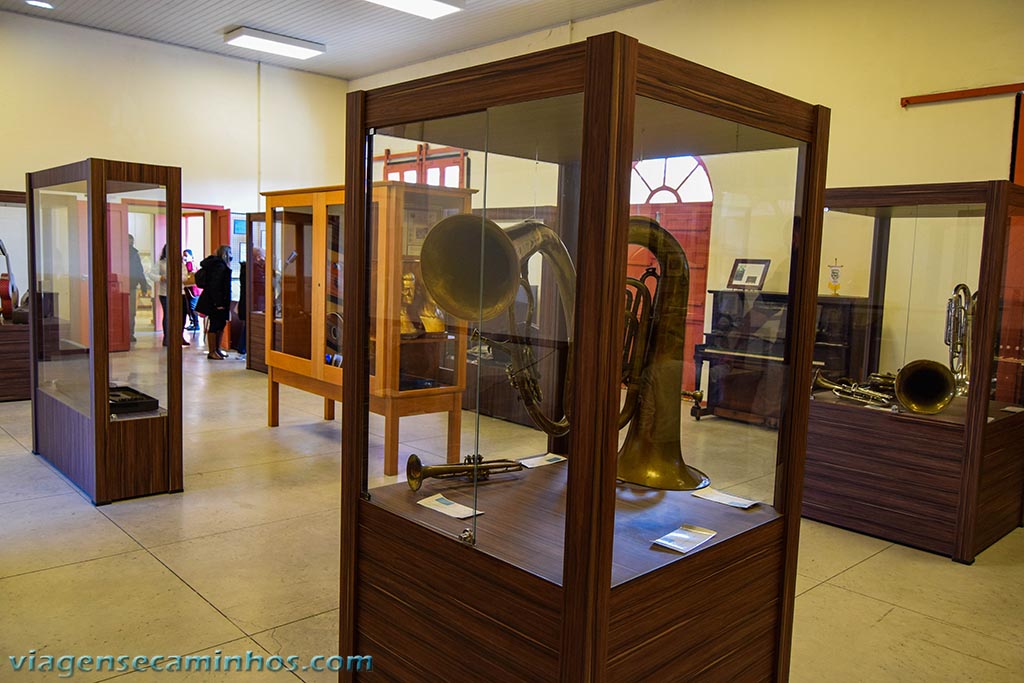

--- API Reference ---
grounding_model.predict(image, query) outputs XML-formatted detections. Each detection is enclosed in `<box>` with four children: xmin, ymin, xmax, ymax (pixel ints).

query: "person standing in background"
<box><xmin>236</xmin><ymin>260</ymin><xmax>247</xmax><ymax>359</ymax></box>
<box><xmin>150</xmin><ymin>244</ymin><xmax>189</xmax><ymax>347</ymax></box>
<box><xmin>182</xmin><ymin>249</ymin><xmax>199</xmax><ymax>332</ymax></box>
<box><xmin>127</xmin><ymin>235</ymin><xmax>149</xmax><ymax>343</ymax></box>
<box><xmin>196</xmin><ymin>245</ymin><xmax>232</xmax><ymax>360</ymax></box>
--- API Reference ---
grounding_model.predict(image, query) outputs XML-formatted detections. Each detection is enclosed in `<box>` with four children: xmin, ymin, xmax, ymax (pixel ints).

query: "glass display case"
<box><xmin>341</xmin><ymin>33</ymin><xmax>830</xmax><ymax>680</ymax></box>
<box><xmin>264</xmin><ymin>184</ymin><xmax>470</xmax><ymax>476</ymax></box>
<box><xmin>244</xmin><ymin>210</ymin><xmax>267</xmax><ymax>373</ymax></box>
<box><xmin>805</xmin><ymin>182</ymin><xmax>1024</xmax><ymax>563</ymax></box>
<box><xmin>263</xmin><ymin>186</ymin><xmax>345</xmax><ymax>423</ymax></box>
<box><xmin>27</xmin><ymin>159</ymin><xmax>182</xmax><ymax>505</ymax></box>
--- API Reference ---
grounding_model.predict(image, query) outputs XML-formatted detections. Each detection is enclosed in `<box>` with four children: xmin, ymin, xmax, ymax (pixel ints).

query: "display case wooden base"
<box><xmin>0</xmin><ymin>323</ymin><xmax>30</xmax><ymax>401</ymax></box>
<box><xmin>360</xmin><ymin>464</ymin><xmax>783</xmax><ymax>682</ymax></box>
<box><xmin>804</xmin><ymin>181</ymin><xmax>1024</xmax><ymax>564</ymax></box>
<box><xmin>804</xmin><ymin>393</ymin><xmax>1024</xmax><ymax>562</ymax></box>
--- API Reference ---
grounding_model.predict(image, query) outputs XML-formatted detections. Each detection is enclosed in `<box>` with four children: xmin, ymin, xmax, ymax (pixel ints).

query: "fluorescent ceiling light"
<box><xmin>223</xmin><ymin>27</ymin><xmax>325</xmax><ymax>60</ymax></box>
<box><xmin>363</xmin><ymin>0</ymin><xmax>464</xmax><ymax>20</ymax></box>
<box><xmin>25</xmin><ymin>1</ymin><xmax>55</xmax><ymax>8</ymax></box>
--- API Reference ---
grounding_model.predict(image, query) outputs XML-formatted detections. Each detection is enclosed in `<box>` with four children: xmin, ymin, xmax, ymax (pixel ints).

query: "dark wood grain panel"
<box><xmin>102</xmin><ymin>415</ymin><xmax>169</xmax><ymax>504</ymax></box>
<box><xmin>637</xmin><ymin>45</ymin><xmax>818</xmax><ymax>143</ymax></box>
<box><xmin>804</xmin><ymin>398</ymin><xmax>964</xmax><ymax>554</ymax></box>
<box><xmin>364</xmin><ymin>43</ymin><xmax>586</xmax><ymax>128</ymax></box>
<box><xmin>368</xmin><ymin>462</ymin><xmax>780</xmax><ymax>587</ymax></box>
<box><xmin>0</xmin><ymin>190</ymin><xmax>26</xmax><ymax>203</ymax></box>
<box><xmin>774</xmin><ymin>104</ymin><xmax>831</xmax><ymax>680</ymax></box>
<box><xmin>956</xmin><ymin>181</ymin><xmax>1010</xmax><ymax>562</ymax></box>
<box><xmin>357</xmin><ymin>502</ymin><xmax>559</xmax><ymax>682</ymax></box>
<box><xmin>349</xmin><ymin>633</ymin><xmax>414</xmax><ymax>683</ymax></box>
<box><xmin>247</xmin><ymin>312</ymin><xmax>267</xmax><ymax>373</ymax></box>
<box><xmin>35</xmin><ymin>389</ymin><xmax>95</xmax><ymax>500</ymax></box>
<box><xmin>608</xmin><ymin>520</ymin><xmax>783</xmax><ymax>682</ymax></box>
<box><xmin>341</xmin><ymin>89</ymin><xmax>371</xmax><ymax>677</ymax></box>
<box><xmin>560</xmin><ymin>32</ymin><xmax>637</xmax><ymax>682</ymax></box>
<box><xmin>825</xmin><ymin>182</ymin><xmax>990</xmax><ymax>210</ymax></box>
<box><xmin>975</xmin><ymin>412</ymin><xmax>1024</xmax><ymax>555</ymax></box>
<box><xmin>0</xmin><ymin>324</ymin><xmax>31</xmax><ymax>401</ymax></box>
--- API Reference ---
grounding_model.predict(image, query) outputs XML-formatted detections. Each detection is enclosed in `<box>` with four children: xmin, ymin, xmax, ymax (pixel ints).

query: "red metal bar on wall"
<box><xmin>900</xmin><ymin>82</ymin><xmax>1024</xmax><ymax>108</ymax></box>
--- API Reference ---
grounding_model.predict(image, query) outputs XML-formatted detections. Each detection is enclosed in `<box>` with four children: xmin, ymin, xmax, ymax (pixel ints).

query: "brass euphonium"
<box><xmin>945</xmin><ymin>283</ymin><xmax>975</xmax><ymax>396</ymax></box>
<box><xmin>419</xmin><ymin>213</ymin><xmax>708</xmax><ymax>491</ymax></box>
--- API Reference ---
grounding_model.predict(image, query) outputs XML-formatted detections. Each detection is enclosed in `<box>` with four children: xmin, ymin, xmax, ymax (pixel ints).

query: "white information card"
<box><xmin>691</xmin><ymin>487</ymin><xmax>759</xmax><ymax>509</ymax></box>
<box><xmin>416</xmin><ymin>494</ymin><xmax>483</xmax><ymax>519</ymax></box>
<box><xmin>652</xmin><ymin>524</ymin><xmax>717</xmax><ymax>554</ymax></box>
<box><xmin>518</xmin><ymin>454</ymin><xmax>567</xmax><ymax>468</ymax></box>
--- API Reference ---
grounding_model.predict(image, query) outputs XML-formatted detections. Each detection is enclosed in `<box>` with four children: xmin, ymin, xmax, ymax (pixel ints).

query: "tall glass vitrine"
<box><xmin>27</xmin><ymin>159</ymin><xmax>182</xmax><ymax>505</ymax></box>
<box><xmin>341</xmin><ymin>33</ymin><xmax>830</xmax><ymax>681</ymax></box>
<box><xmin>806</xmin><ymin>182</ymin><xmax>1024</xmax><ymax>563</ymax></box>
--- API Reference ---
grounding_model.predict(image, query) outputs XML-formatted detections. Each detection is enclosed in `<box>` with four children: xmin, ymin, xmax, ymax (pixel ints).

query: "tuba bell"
<box><xmin>893</xmin><ymin>359</ymin><xmax>956</xmax><ymax>414</ymax></box>
<box><xmin>420</xmin><ymin>213</ymin><xmax>708</xmax><ymax>491</ymax></box>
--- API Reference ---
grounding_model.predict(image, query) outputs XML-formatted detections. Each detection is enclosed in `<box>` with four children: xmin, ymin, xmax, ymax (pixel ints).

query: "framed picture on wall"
<box><xmin>232</xmin><ymin>214</ymin><xmax>247</xmax><ymax>235</ymax></box>
<box><xmin>727</xmin><ymin>258</ymin><xmax>770</xmax><ymax>290</ymax></box>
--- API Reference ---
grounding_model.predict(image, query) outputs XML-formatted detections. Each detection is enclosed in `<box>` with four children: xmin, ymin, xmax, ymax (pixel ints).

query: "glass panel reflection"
<box><xmin>34</xmin><ymin>181</ymin><xmax>92</xmax><ymax>416</ymax></box>
<box><xmin>271</xmin><ymin>205</ymin><xmax>314</xmax><ymax>359</ymax></box>
<box><xmin>106</xmin><ymin>180</ymin><xmax>168</xmax><ymax>417</ymax></box>
<box><xmin>364</xmin><ymin>94</ymin><xmax>582</xmax><ymax>579</ymax></box>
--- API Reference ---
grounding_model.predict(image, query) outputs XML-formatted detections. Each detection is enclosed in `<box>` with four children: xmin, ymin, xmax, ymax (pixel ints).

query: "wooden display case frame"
<box><xmin>244</xmin><ymin>210</ymin><xmax>267</xmax><ymax>373</ymax></box>
<box><xmin>26</xmin><ymin>158</ymin><xmax>183</xmax><ymax>505</ymax></box>
<box><xmin>265</xmin><ymin>184</ymin><xmax>470</xmax><ymax>476</ymax></box>
<box><xmin>264</xmin><ymin>186</ymin><xmax>346</xmax><ymax>425</ymax></box>
<box><xmin>341</xmin><ymin>32</ymin><xmax>830</xmax><ymax>681</ymax></box>
<box><xmin>804</xmin><ymin>181</ymin><xmax>1024</xmax><ymax>563</ymax></box>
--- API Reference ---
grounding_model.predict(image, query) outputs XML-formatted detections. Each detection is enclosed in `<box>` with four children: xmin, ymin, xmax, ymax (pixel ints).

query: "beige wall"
<box><xmin>0</xmin><ymin>12</ymin><xmax>347</xmax><ymax>214</ymax></box>
<box><xmin>351</xmin><ymin>0</ymin><xmax>1023</xmax><ymax>188</ymax></box>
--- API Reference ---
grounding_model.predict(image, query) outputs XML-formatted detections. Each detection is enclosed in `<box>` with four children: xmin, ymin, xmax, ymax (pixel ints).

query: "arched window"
<box><xmin>630</xmin><ymin>156</ymin><xmax>713</xmax><ymax>205</ymax></box>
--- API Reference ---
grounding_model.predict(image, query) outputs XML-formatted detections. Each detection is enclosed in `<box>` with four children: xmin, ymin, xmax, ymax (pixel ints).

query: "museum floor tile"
<box><xmin>0</xmin><ymin>348</ymin><xmax>1021</xmax><ymax>681</ymax></box>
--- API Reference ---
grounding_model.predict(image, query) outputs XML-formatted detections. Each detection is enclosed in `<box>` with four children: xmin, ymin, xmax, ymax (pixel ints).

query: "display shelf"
<box><xmin>27</xmin><ymin>158</ymin><xmax>182</xmax><ymax>505</ymax></box>
<box><xmin>341</xmin><ymin>32</ymin><xmax>830</xmax><ymax>681</ymax></box>
<box><xmin>804</xmin><ymin>181</ymin><xmax>1024</xmax><ymax>563</ymax></box>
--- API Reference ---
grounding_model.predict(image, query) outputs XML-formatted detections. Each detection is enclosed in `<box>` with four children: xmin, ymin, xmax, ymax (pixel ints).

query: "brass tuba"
<box><xmin>420</xmin><ymin>213</ymin><xmax>708</xmax><ymax>491</ymax></box>
<box><xmin>893</xmin><ymin>359</ymin><xmax>956</xmax><ymax>414</ymax></box>
<box><xmin>945</xmin><ymin>283</ymin><xmax>975</xmax><ymax>396</ymax></box>
<box><xmin>812</xmin><ymin>361</ymin><xmax>956</xmax><ymax>414</ymax></box>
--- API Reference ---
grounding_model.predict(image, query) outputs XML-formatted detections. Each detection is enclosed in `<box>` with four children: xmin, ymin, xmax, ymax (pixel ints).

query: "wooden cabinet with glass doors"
<box><xmin>341</xmin><ymin>32</ymin><xmax>830</xmax><ymax>682</ymax></box>
<box><xmin>27</xmin><ymin>158</ymin><xmax>183</xmax><ymax>505</ymax></box>
<box><xmin>264</xmin><ymin>183</ymin><xmax>471</xmax><ymax>475</ymax></box>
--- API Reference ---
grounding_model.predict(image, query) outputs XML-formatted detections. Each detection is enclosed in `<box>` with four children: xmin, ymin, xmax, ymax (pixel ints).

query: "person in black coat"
<box><xmin>127</xmin><ymin>234</ymin><xmax>150</xmax><ymax>343</ymax></box>
<box><xmin>195</xmin><ymin>245</ymin><xmax>232</xmax><ymax>360</ymax></box>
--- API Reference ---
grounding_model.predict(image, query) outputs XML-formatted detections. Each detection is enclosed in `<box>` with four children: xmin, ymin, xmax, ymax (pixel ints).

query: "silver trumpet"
<box><xmin>406</xmin><ymin>454</ymin><xmax>524</xmax><ymax>492</ymax></box>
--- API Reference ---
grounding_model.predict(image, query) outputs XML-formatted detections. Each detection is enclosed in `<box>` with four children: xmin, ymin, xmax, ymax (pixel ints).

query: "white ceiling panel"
<box><xmin>0</xmin><ymin>0</ymin><xmax>660</xmax><ymax>80</ymax></box>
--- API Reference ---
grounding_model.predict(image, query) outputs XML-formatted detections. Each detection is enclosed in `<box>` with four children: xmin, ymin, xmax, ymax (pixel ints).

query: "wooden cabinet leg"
<box><xmin>268</xmin><ymin>378</ymin><xmax>279</xmax><ymax>427</ymax></box>
<box><xmin>447</xmin><ymin>403</ymin><xmax>461</xmax><ymax>464</ymax></box>
<box><xmin>324</xmin><ymin>398</ymin><xmax>335</xmax><ymax>421</ymax></box>
<box><xmin>384</xmin><ymin>405</ymin><xmax>400</xmax><ymax>476</ymax></box>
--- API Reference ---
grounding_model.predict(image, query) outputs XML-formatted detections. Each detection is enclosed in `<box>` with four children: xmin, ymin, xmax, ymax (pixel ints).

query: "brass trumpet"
<box><xmin>812</xmin><ymin>370</ymin><xmax>894</xmax><ymax>407</ymax></box>
<box><xmin>406</xmin><ymin>454</ymin><xmax>524</xmax><ymax>492</ymax></box>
